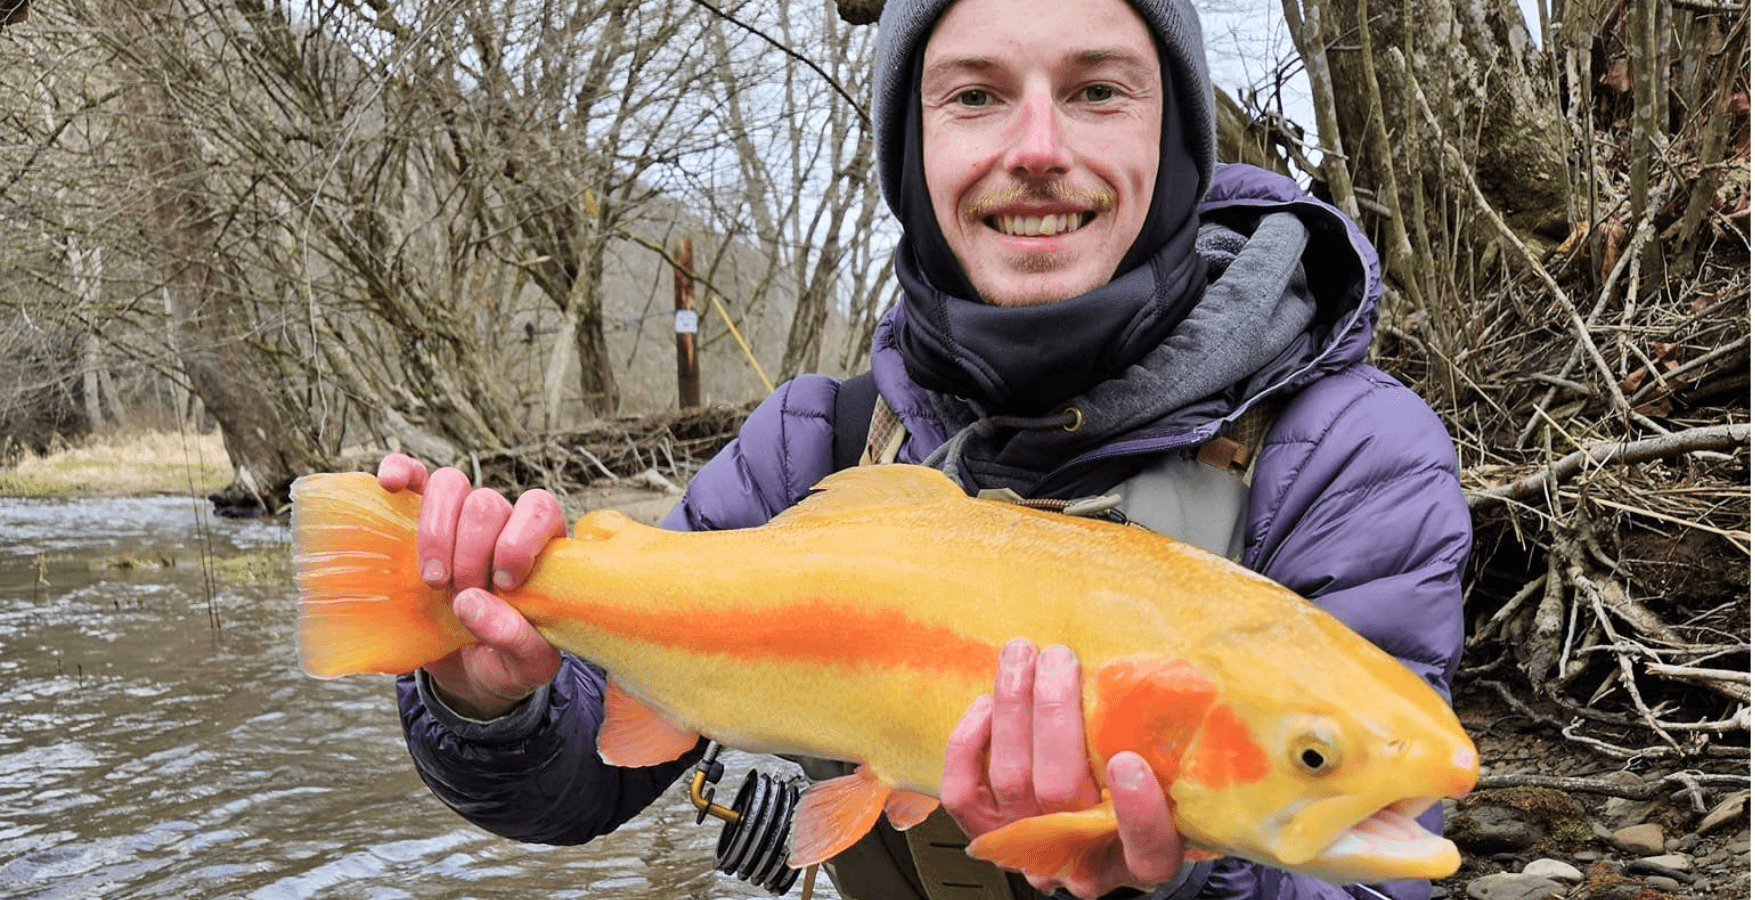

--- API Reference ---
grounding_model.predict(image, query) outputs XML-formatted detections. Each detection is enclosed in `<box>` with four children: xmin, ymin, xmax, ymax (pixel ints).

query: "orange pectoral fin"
<box><xmin>884</xmin><ymin>790</ymin><xmax>941</xmax><ymax>831</ymax></box>
<box><xmin>790</xmin><ymin>764</ymin><xmax>892</xmax><ymax>867</ymax></box>
<box><xmin>596</xmin><ymin>678</ymin><xmax>701</xmax><ymax>767</ymax></box>
<box><xmin>965</xmin><ymin>802</ymin><xmax>1121</xmax><ymax>886</ymax></box>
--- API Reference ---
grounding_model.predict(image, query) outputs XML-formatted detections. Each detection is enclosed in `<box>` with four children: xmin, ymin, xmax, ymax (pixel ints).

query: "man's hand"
<box><xmin>940</xmin><ymin>640</ymin><xmax>1185</xmax><ymax>899</ymax></box>
<box><xmin>377</xmin><ymin>453</ymin><xmax>565</xmax><ymax>719</ymax></box>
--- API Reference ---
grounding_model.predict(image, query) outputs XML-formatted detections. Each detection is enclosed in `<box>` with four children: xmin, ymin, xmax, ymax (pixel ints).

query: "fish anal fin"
<box><xmin>1091</xmin><ymin>657</ymin><xmax>1219</xmax><ymax>783</ymax></box>
<box><xmin>884</xmin><ymin>790</ymin><xmax>941</xmax><ymax>831</ymax></box>
<box><xmin>789</xmin><ymin>763</ymin><xmax>891</xmax><ymax>867</ymax></box>
<box><xmin>965</xmin><ymin>803</ymin><xmax>1121</xmax><ymax>886</ymax></box>
<box><xmin>597</xmin><ymin>678</ymin><xmax>700</xmax><ymax>767</ymax></box>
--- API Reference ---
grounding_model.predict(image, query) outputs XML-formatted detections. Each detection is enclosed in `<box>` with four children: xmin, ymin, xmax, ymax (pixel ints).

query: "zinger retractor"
<box><xmin>687</xmin><ymin>741</ymin><xmax>806</xmax><ymax>896</ymax></box>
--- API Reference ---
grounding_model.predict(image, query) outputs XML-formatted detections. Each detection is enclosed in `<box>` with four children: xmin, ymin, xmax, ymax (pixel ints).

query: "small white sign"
<box><xmin>674</xmin><ymin>309</ymin><xmax>699</xmax><ymax>334</ymax></box>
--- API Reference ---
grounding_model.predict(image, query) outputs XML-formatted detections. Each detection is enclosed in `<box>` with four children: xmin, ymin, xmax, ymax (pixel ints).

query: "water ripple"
<box><xmin>0</xmin><ymin>498</ymin><xmax>839</xmax><ymax>900</ymax></box>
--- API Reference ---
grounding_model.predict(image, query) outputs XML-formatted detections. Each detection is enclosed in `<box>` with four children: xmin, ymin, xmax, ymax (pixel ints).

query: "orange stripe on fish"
<box><xmin>515</xmin><ymin>591</ymin><xmax>998</xmax><ymax>682</ymax></box>
<box><xmin>291</xmin><ymin>465</ymin><xmax>1480</xmax><ymax>888</ymax></box>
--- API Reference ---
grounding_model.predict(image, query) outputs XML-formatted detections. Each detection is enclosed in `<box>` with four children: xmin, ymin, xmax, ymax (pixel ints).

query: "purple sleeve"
<box><xmin>1182</xmin><ymin>366</ymin><xmax>1467</xmax><ymax>900</ymax></box>
<box><xmin>1190</xmin><ymin>844</ymin><xmax>1438</xmax><ymax>900</ymax></box>
<box><xmin>1245</xmin><ymin>365</ymin><xmax>1472</xmax><ymax>698</ymax></box>
<box><xmin>395</xmin><ymin>375</ymin><xmax>842</xmax><ymax>845</ymax></box>
<box><xmin>395</xmin><ymin>658</ymin><xmax>700</xmax><ymax>844</ymax></box>
<box><xmin>663</xmin><ymin>375</ymin><xmax>840</xmax><ymax>531</ymax></box>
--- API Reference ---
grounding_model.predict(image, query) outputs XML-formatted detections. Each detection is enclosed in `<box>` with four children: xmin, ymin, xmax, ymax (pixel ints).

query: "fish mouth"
<box><xmin>1313</xmin><ymin>796</ymin><xmax>1459</xmax><ymax>879</ymax></box>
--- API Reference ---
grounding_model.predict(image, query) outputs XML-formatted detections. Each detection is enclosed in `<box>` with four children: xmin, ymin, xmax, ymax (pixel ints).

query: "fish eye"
<box><xmin>1291</xmin><ymin>734</ymin><xmax>1340</xmax><ymax>776</ymax></box>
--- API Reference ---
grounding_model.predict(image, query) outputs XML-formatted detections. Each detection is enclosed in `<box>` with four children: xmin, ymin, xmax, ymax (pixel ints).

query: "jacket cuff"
<box><xmin>413</xmin><ymin>668</ymin><xmax>551</xmax><ymax>743</ymax></box>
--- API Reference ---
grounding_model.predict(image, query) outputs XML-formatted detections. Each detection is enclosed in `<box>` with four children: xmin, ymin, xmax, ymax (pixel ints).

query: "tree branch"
<box><xmin>1468</xmin><ymin>423</ymin><xmax>1751</xmax><ymax>509</ymax></box>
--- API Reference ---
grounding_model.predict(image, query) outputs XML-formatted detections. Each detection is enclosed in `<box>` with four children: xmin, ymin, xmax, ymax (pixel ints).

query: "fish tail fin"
<box><xmin>292</xmin><ymin>472</ymin><xmax>473</xmax><ymax>678</ymax></box>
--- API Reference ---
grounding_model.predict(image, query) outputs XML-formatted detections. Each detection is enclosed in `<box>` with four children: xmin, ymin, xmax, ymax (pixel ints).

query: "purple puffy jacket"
<box><xmin>396</xmin><ymin>164</ymin><xmax>1472</xmax><ymax>900</ymax></box>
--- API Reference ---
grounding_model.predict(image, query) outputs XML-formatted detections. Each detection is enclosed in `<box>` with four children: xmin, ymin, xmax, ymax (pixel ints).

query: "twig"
<box><xmin>1629</xmin><ymin>340</ymin><xmax>1750</xmax><ymax>405</ymax></box>
<box><xmin>1558</xmin><ymin>492</ymin><xmax>1753</xmax><ymax>553</ymax></box>
<box><xmin>1647</xmin><ymin>662</ymin><xmax>1753</xmax><ymax>704</ymax></box>
<box><xmin>1468</xmin><ymin>424</ymin><xmax>1751</xmax><ymax>509</ymax></box>
<box><xmin>1476</xmin><ymin>771</ymin><xmax>1752</xmax><ymax>798</ymax></box>
<box><xmin>1571</xmin><ymin>563</ymin><xmax>1684</xmax><ymax>752</ymax></box>
<box><xmin>1517</xmin><ymin>219</ymin><xmax>1656</xmax><ymax>448</ymax></box>
<box><xmin>575</xmin><ymin>447</ymin><xmax>619</xmax><ymax>483</ymax></box>
<box><xmin>683</xmin><ymin>0</ymin><xmax>870</xmax><ymax>132</ymax></box>
<box><xmin>1468</xmin><ymin>574</ymin><xmax>1547</xmax><ymax>647</ymax></box>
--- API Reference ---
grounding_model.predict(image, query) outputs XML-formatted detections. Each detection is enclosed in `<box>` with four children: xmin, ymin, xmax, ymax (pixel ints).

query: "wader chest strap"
<box><xmin>904</xmin><ymin>810</ymin><xmax>1035</xmax><ymax>900</ymax></box>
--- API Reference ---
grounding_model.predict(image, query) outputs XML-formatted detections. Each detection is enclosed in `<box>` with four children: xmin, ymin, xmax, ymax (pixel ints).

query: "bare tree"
<box><xmin>3</xmin><ymin>0</ymin><xmax>902</xmax><ymax>505</ymax></box>
<box><xmin>691</xmin><ymin>0</ymin><xmax>887</xmax><ymax>380</ymax></box>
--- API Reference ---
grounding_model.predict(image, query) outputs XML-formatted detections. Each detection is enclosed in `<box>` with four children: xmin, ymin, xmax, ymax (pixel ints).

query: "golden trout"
<box><xmin>292</xmin><ymin>465</ymin><xmax>1478</xmax><ymax>885</ymax></box>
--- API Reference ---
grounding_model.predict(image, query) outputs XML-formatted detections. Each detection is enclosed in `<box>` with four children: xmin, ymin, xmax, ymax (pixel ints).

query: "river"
<box><xmin>0</xmin><ymin>495</ymin><xmax>832</xmax><ymax>900</ymax></box>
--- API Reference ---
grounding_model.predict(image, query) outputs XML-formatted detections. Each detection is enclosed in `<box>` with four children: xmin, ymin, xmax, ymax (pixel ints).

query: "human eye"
<box><xmin>1079</xmin><ymin>83</ymin><xmax>1118</xmax><ymax>103</ymax></box>
<box><xmin>955</xmin><ymin>88</ymin><xmax>992</xmax><ymax>107</ymax></box>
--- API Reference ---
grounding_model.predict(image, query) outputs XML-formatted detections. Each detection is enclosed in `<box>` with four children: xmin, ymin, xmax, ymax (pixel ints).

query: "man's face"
<box><xmin>920</xmin><ymin>0</ymin><xmax>1162</xmax><ymax>308</ymax></box>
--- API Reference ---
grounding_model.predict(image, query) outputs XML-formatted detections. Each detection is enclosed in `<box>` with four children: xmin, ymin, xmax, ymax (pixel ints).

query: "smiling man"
<box><xmin>918</xmin><ymin>0</ymin><xmax>1162</xmax><ymax>307</ymax></box>
<box><xmin>374</xmin><ymin>1</ymin><xmax>1473</xmax><ymax>900</ymax></box>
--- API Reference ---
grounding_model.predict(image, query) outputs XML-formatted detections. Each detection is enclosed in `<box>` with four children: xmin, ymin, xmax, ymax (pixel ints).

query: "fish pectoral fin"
<box><xmin>964</xmin><ymin>802</ymin><xmax>1121</xmax><ymax>886</ymax></box>
<box><xmin>789</xmin><ymin>763</ymin><xmax>892</xmax><ymax>868</ymax></box>
<box><xmin>596</xmin><ymin>678</ymin><xmax>700</xmax><ymax>767</ymax></box>
<box><xmin>884</xmin><ymin>790</ymin><xmax>940</xmax><ymax>831</ymax></box>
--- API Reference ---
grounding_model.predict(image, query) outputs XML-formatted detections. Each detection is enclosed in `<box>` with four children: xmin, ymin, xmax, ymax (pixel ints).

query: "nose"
<box><xmin>1001</xmin><ymin>87</ymin><xmax>1071</xmax><ymax>177</ymax></box>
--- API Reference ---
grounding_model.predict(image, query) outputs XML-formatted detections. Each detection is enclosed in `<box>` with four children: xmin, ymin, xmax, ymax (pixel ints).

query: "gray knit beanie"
<box><xmin>871</xmin><ymin>0</ymin><xmax>1216</xmax><ymax>220</ymax></box>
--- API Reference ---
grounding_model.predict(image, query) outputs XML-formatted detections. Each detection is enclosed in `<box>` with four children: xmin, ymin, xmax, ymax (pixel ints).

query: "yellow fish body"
<box><xmin>292</xmin><ymin>465</ymin><xmax>1477</xmax><ymax>886</ymax></box>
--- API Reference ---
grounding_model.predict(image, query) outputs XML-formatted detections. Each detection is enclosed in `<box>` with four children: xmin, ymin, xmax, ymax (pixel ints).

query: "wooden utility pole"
<box><xmin>673</xmin><ymin>236</ymin><xmax>701</xmax><ymax>408</ymax></box>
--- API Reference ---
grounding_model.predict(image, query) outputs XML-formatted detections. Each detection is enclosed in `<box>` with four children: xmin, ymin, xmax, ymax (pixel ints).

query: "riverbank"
<box><xmin>0</xmin><ymin>429</ymin><xmax>232</xmax><ymax>498</ymax></box>
<box><xmin>0</xmin><ymin>428</ymin><xmax>682</xmax><ymax>526</ymax></box>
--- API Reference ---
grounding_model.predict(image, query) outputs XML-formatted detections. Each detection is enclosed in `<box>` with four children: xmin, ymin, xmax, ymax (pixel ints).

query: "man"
<box><xmin>376</xmin><ymin>0</ymin><xmax>1472</xmax><ymax>898</ymax></box>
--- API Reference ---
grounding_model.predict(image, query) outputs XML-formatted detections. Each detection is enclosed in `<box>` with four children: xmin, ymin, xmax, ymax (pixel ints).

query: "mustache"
<box><xmin>961</xmin><ymin>184</ymin><xmax>1118</xmax><ymax>221</ymax></box>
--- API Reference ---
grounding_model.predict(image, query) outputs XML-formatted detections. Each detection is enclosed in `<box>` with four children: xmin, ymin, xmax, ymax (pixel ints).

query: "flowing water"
<box><xmin>0</xmin><ymin>495</ymin><xmax>833</xmax><ymax>900</ymax></box>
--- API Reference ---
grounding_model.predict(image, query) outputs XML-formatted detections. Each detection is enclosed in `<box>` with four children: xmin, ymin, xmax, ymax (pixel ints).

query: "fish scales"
<box><xmin>293</xmin><ymin>464</ymin><xmax>1478</xmax><ymax>887</ymax></box>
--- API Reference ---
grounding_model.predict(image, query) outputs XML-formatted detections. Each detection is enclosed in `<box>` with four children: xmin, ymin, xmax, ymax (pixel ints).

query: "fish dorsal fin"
<box><xmin>574</xmin><ymin>508</ymin><xmax>638</xmax><ymax>541</ymax></box>
<box><xmin>965</xmin><ymin>801</ymin><xmax>1121</xmax><ymax>886</ymax></box>
<box><xmin>789</xmin><ymin>763</ymin><xmax>892</xmax><ymax>867</ymax></box>
<box><xmin>1090</xmin><ymin>657</ymin><xmax>1220</xmax><ymax>784</ymax></box>
<box><xmin>597</xmin><ymin>678</ymin><xmax>700</xmax><ymax>767</ymax></box>
<box><xmin>773</xmin><ymin>465</ymin><xmax>968</xmax><ymax>526</ymax></box>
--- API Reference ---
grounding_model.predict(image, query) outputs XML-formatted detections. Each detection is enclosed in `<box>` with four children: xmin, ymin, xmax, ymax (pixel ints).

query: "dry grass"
<box><xmin>0</xmin><ymin>429</ymin><xmax>232</xmax><ymax>498</ymax></box>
